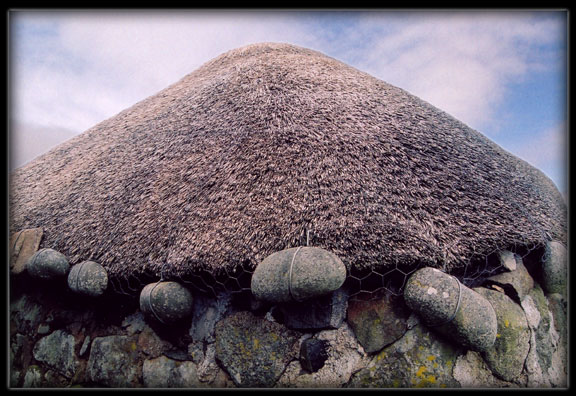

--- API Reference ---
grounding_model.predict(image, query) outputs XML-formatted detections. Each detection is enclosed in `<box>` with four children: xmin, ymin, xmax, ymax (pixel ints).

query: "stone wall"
<box><xmin>9</xmin><ymin>249</ymin><xmax>567</xmax><ymax>389</ymax></box>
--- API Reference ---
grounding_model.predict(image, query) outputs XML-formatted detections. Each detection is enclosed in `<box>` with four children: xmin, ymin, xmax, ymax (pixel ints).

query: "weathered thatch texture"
<box><xmin>9</xmin><ymin>42</ymin><xmax>567</xmax><ymax>282</ymax></box>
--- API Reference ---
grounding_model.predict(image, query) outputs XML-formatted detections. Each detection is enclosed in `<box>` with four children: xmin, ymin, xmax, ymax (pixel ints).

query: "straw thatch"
<box><xmin>9</xmin><ymin>42</ymin><xmax>567</xmax><ymax>282</ymax></box>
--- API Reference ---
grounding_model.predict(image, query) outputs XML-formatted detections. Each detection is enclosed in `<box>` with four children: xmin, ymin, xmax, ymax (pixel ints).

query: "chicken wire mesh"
<box><xmin>106</xmin><ymin>238</ymin><xmax>549</xmax><ymax>304</ymax></box>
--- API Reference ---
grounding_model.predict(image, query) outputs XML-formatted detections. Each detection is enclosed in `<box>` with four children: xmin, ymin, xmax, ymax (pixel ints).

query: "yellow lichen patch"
<box><xmin>504</xmin><ymin>319</ymin><xmax>510</xmax><ymax>328</ymax></box>
<box><xmin>415</xmin><ymin>375</ymin><xmax>437</xmax><ymax>388</ymax></box>
<box><xmin>415</xmin><ymin>366</ymin><xmax>427</xmax><ymax>378</ymax></box>
<box><xmin>375</xmin><ymin>350</ymin><xmax>386</xmax><ymax>362</ymax></box>
<box><xmin>131</xmin><ymin>342</ymin><xmax>137</xmax><ymax>352</ymax></box>
<box><xmin>411</xmin><ymin>279</ymin><xmax>427</xmax><ymax>290</ymax></box>
<box><xmin>238</xmin><ymin>341</ymin><xmax>252</xmax><ymax>358</ymax></box>
<box><xmin>253</xmin><ymin>338</ymin><xmax>260</xmax><ymax>350</ymax></box>
<box><xmin>427</xmin><ymin>355</ymin><xmax>436</xmax><ymax>361</ymax></box>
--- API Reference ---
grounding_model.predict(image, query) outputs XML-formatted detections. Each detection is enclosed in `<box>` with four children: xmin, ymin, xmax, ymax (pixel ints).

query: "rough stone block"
<box><xmin>214</xmin><ymin>311</ymin><xmax>300</xmax><ymax>387</ymax></box>
<box><xmin>347</xmin><ymin>322</ymin><xmax>462</xmax><ymax>388</ymax></box>
<box><xmin>32</xmin><ymin>330</ymin><xmax>78</xmax><ymax>379</ymax></box>
<box><xmin>485</xmin><ymin>258</ymin><xmax>534</xmax><ymax>303</ymax></box>
<box><xmin>277</xmin><ymin>323</ymin><xmax>366</xmax><ymax>388</ymax></box>
<box><xmin>475</xmin><ymin>288</ymin><xmax>531</xmax><ymax>382</ymax></box>
<box><xmin>496</xmin><ymin>250</ymin><xmax>517</xmax><ymax>272</ymax></box>
<box><xmin>10</xmin><ymin>228</ymin><xmax>43</xmax><ymax>275</ymax></box>
<box><xmin>189</xmin><ymin>292</ymin><xmax>232</xmax><ymax>343</ymax></box>
<box><xmin>143</xmin><ymin>355</ymin><xmax>200</xmax><ymax>388</ymax></box>
<box><xmin>347</xmin><ymin>292</ymin><xmax>410</xmax><ymax>353</ymax></box>
<box><xmin>87</xmin><ymin>335</ymin><xmax>140</xmax><ymax>387</ymax></box>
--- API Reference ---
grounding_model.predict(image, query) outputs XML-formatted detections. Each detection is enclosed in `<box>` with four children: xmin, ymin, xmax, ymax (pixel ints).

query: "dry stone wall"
<box><xmin>9</xmin><ymin>244</ymin><xmax>568</xmax><ymax>389</ymax></box>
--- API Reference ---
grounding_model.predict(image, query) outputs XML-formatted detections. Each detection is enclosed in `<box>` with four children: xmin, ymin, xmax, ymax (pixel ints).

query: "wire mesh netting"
<box><xmin>106</xmin><ymin>239</ymin><xmax>549</xmax><ymax>303</ymax></box>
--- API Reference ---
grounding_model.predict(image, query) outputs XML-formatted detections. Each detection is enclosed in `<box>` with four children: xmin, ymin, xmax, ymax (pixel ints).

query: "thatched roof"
<box><xmin>10</xmin><ymin>42</ymin><xmax>567</xmax><ymax>283</ymax></box>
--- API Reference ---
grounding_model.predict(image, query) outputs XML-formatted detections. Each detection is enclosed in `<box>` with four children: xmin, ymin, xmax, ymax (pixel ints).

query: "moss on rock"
<box><xmin>347</xmin><ymin>322</ymin><xmax>462</xmax><ymax>388</ymax></box>
<box><xmin>476</xmin><ymin>288</ymin><xmax>530</xmax><ymax>383</ymax></box>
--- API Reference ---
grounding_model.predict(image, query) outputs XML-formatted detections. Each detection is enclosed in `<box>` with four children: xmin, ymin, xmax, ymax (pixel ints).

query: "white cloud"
<box><xmin>346</xmin><ymin>11</ymin><xmax>563</xmax><ymax>130</ymax></box>
<box><xmin>12</xmin><ymin>11</ymin><xmax>563</xmax><ymax>134</ymax></box>
<box><xmin>11</xmin><ymin>11</ymin><xmax>318</xmax><ymax>133</ymax></box>
<box><xmin>514</xmin><ymin>122</ymin><xmax>567</xmax><ymax>177</ymax></box>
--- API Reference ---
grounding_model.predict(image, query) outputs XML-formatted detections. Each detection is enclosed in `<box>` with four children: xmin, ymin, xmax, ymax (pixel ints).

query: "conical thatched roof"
<box><xmin>10</xmin><ymin>42</ymin><xmax>566</xmax><ymax>284</ymax></box>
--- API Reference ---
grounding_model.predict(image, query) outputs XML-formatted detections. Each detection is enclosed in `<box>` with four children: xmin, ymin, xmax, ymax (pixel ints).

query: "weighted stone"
<box><xmin>404</xmin><ymin>267</ymin><xmax>497</xmax><ymax>352</ymax></box>
<box><xmin>251</xmin><ymin>246</ymin><xmax>346</xmax><ymax>303</ymax></box>
<box><xmin>68</xmin><ymin>261</ymin><xmax>108</xmax><ymax>297</ymax></box>
<box><xmin>139</xmin><ymin>281</ymin><xmax>194</xmax><ymax>324</ymax></box>
<box><xmin>25</xmin><ymin>248</ymin><xmax>70</xmax><ymax>280</ymax></box>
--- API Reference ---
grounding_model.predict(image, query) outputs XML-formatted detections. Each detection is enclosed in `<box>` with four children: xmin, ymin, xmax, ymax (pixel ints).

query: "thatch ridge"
<box><xmin>10</xmin><ymin>42</ymin><xmax>567</xmax><ymax>282</ymax></box>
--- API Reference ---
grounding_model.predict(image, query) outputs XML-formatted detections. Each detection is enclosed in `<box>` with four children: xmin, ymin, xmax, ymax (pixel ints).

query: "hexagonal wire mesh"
<box><xmin>107</xmin><ymin>228</ymin><xmax>549</xmax><ymax>304</ymax></box>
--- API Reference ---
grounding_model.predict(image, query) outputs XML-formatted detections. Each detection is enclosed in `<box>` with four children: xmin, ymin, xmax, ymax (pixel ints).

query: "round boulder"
<box><xmin>251</xmin><ymin>246</ymin><xmax>347</xmax><ymax>303</ymax></box>
<box><xmin>404</xmin><ymin>267</ymin><xmax>497</xmax><ymax>352</ymax></box>
<box><xmin>140</xmin><ymin>281</ymin><xmax>194</xmax><ymax>324</ymax></box>
<box><xmin>475</xmin><ymin>287</ymin><xmax>531</xmax><ymax>382</ymax></box>
<box><xmin>67</xmin><ymin>260</ymin><xmax>108</xmax><ymax>297</ymax></box>
<box><xmin>541</xmin><ymin>241</ymin><xmax>567</xmax><ymax>295</ymax></box>
<box><xmin>25</xmin><ymin>248</ymin><xmax>70</xmax><ymax>280</ymax></box>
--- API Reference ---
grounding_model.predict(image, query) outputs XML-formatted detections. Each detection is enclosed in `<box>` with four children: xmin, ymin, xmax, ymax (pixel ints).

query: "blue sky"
<box><xmin>9</xmin><ymin>10</ymin><xmax>568</xmax><ymax>196</ymax></box>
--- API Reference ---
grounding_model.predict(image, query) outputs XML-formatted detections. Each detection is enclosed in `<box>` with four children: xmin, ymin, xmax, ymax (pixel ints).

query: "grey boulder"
<box><xmin>475</xmin><ymin>287</ymin><xmax>531</xmax><ymax>382</ymax></box>
<box><xmin>214</xmin><ymin>311</ymin><xmax>300</xmax><ymax>387</ymax></box>
<box><xmin>404</xmin><ymin>267</ymin><xmax>497</xmax><ymax>352</ymax></box>
<box><xmin>26</xmin><ymin>248</ymin><xmax>70</xmax><ymax>280</ymax></box>
<box><xmin>68</xmin><ymin>260</ymin><xmax>108</xmax><ymax>297</ymax></box>
<box><xmin>140</xmin><ymin>281</ymin><xmax>194</xmax><ymax>324</ymax></box>
<box><xmin>541</xmin><ymin>241</ymin><xmax>567</xmax><ymax>295</ymax></box>
<box><xmin>251</xmin><ymin>246</ymin><xmax>346</xmax><ymax>303</ymax></box>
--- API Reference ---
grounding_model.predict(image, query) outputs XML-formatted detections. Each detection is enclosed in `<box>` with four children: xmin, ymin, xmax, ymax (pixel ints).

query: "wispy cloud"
<box><xmin>338</xmin><ymin>12</ymin><xmax>564</xmax><ymax>131</ymax></box>
<box><xmin>513</xmin><ymin>122</ymin><xmax>567</xmax><ymax>192</ymax></box>
<box><xmin>11</xmin><ymin>11</ymin><xmax>318</xmax><ymax>132</ymax></box>
<box><xmin>12</xmin><ymin>11</ymin><xmax>564</xmax><ymax>133</ymax></box>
